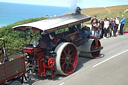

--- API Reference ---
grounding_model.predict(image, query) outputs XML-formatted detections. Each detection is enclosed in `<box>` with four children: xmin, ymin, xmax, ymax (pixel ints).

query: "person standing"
<box><xmin>109</xmin><ymin>18</ymin><xmax>113</xmax><ymax>37</ymax></box>
<box><xmin>99</xmin><ymin>19</ymin><xmax>104</xmax><ymax>38</ymax></box>
<box><xmin>91</xmin><ymin>16</ymin><xmax>98</xmax><ymax>24</ymax></box>
<box><xmin>46</xmin><ymin>15</ymin><xmax>48</xmax><ymax>18</ymax></box>
<box><xmin>107</xmin><ymin>17</ymin><xmax>111</xmax><ymax>37</ymax></box>
<box><xmin>54</xmin><ymin>15</ymin><xmax>57</xmax><ymax>17</ymax></box>
<box><xmin>92</xmin><ymin>19</ymin><xmax>99</xmax><ymax>37</ymax></box>
<box><xmin>97</xmin><ymin>21</ymin><xmax>100</xmax><ymax>38</ymax></box>
<box><xmin>113</xmin><ymin>18</ymin><xmax>116</xmax><ymax>36</ymax></box>
<box><xmin>120</xmin><ymin>15</ymin><xmax>125</xmax><ymax>35</ymax></box>
<box><xmin>91</xmin><ymin>16</ymin><xmax>98</xmax><ymax>36</ymax></box>
<box><xmin>115</xmin><ymin>16</ymin><xmax>119</xmax><ymax>35</ymax></box>
<box><xmin>104</xmin><ymin>18</ymin><xmax>109</xmax><ymax>39</ymax></box>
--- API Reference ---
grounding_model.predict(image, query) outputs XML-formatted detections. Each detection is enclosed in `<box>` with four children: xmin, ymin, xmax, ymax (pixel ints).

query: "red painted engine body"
<box><xmin>23</xmin><ymin>47</ymin><xmax>55</xmax><ymax>78</ymax></box>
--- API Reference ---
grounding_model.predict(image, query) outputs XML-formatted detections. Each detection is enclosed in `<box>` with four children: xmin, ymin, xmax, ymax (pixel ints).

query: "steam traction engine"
<box><xmin>13</xmin><ymin>14</ymin><xmax>103</xmax><ymax>78</ymax></box>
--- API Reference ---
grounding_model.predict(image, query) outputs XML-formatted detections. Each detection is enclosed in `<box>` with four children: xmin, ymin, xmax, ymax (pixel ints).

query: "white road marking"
<box><xmin>59</xmin><ymin>82</ymin><xmax>64</xmax><ymax>85</ymax></box>
<box><xmin>93</xmin><ymin>49</ymin><xmax>128</xmax><ymax>67</ymax></box>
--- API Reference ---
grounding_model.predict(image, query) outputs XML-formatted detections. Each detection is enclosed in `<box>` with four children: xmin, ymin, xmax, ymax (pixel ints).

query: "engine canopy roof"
<box><xmin>13</xmin><ymin>14</ymin><xmax>91</xmax><ymax>33</ymax></box>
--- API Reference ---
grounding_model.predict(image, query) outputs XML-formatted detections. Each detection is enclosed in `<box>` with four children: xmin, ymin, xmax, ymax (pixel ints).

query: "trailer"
<box><xmin>0</xmin><ymin>55</ymin><xmax>26</xmax><ymax>85</ymax></box>
<box><xmin>12</xmin><ymin>13</ymin><xmax>103</xmax><ymax>78</ymax></box>
<box><xmin>0</xmin><ymin>41</ymin><xmax>31</xmax><ymax>85</ymax></box>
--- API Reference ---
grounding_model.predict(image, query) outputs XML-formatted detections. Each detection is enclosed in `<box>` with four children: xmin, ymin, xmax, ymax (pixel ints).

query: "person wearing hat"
<box><xmin>75</xmin><ymin>7</ymin><xmax>81</xmax><ymax>14</ymax></box>
<box><xmin>46</xmin><ymin>15</ymin><xmax>48</xmax><ymax>18</ymax></box>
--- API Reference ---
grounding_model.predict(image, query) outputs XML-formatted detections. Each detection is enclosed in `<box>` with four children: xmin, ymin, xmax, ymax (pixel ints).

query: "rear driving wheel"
<box><xmin>55</xmin><ymin>42</ymin><xmax>78</xmax><ymax>75</ymax></box>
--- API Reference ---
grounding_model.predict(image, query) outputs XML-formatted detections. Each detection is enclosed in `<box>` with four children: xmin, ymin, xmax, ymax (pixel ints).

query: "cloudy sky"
<box><xmin>0</xmin><ymin>0</ymin><xmax>127</xmax><ymax>8</ymax></box>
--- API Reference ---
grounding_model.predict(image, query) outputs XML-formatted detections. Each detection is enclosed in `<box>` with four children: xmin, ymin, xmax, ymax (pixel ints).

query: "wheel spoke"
<box><xmin>61</xmin><ymin>62</ymin><xmax>66</xmax><ymax>70</ymax></box>
<box><xmin>61</xmin><ymin>57</ymin><xmax>66</xmax><ymax>60</ymax></box>
<box><xmin>70</xmin><ymin>52</ymin><xmax>74</xmax><ymax>57</ymax></box>
<box><xmin>70</xmin><ymin>61</ymin><xmax>74</xmax><ymax>66</ymax></box>
<box><xmin>63</xmin><ymin>49</ymin><xmax>67</xmax><ymax>56</ymax></box>
<box><xmin>71</xmin><ymin>57</ymin><xmax>75</xmax><ymax>61</ymax></box>
<box><xmin>68</xmin><ymin>49</ymin><xmax>72</xmax><ymax>54</ymax></box>
<box><xmin>61</xmin><ymin>53</ymin><xmax>65</xmax><ymax>58</ymax></box>
<box><xmin>65</xmin><ymin>64</ymin><xmax>69</xmax><ymax>72</ymax></box>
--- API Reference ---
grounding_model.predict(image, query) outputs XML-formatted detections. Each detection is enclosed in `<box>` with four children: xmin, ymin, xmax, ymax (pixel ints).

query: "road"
<box><xmin>24</xmin><ymin>33</ymin><xmax>128</xmax><ymax>85</ymax></box>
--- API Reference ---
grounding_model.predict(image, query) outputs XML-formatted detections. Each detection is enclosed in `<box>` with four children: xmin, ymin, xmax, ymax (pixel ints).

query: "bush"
<box><xmin>0</xmin><ymin>17</ymin><xmax>45</xmax><ymax>50</ymax></box>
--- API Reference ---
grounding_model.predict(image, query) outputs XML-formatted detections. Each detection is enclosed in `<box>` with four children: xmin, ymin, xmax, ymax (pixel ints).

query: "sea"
<box><xmin>0</xmin><ymin>2</ymin><xmax>70</xmax><ymax>27</ymax></box>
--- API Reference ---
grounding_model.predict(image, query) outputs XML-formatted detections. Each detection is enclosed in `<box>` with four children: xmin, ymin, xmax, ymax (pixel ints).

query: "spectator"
<box><xmin>104</xmin><ymin>18</ymin><xmax>109</xmax><ymax>39</ymax></box>
<box><xmin>113</xmin><ymin>18</ymin><xmax>116</xmax><ymax>36</ymax></box>
<box><xmin>99</xmin><ymin>19</ymin><xmax>104</xmax><ymax>38</ymax></box>
<box><xmin>91</xmin><ymin>16</ymin><xmax>98</xmax><ymax>24</ymax></box>
<box><xmin>91</xmin><ymin>16</ymin><xmax>98</xmax><ymax>36</ymax></box>
<box><xmin>120</xmin><ymin>15</ymin><xmax>125</xmax><ymax>35</ymax></box>
<box><xmin>97</xmin><ymin>21</ymin><xmax>100</xmax><ymax>38</ymax></box>
<box><xmin>109</xmin><ymin>18</ymin><xmax>115</xmax><ymax>37</ymax></box>
<box><xmin>115</xmin><ymin>16</ymin><xmax>120</xmax><ymax>35</ymax></box>
<box><xmin>54</xmin><ymin>15</ymin><xmax>57</xmax><ymax>17</ymax></box>
<box><xmin>107</xmin><ymin>17</ymin><xmax>111</xmax><ymax>37</ymax></box>
<box><xmin>46</xmin><ymin>15</ymin><xmax>48</xmax><ymax>18</ymax></box>
<box><xmin>107</xmin><ymin>17</ymin><xmax>110</xmax><ymax>21</ymax></box>
<box><xmin>92</xmin><ymin>19</ymin><xmax>99</xmax><ymax>37</ymax></box>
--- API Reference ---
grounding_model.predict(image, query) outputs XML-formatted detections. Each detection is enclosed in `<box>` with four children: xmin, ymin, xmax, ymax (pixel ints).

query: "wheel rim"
<box><xmin>55</xmin><ymin>42</ymin><xmax>78</xmax><ymax>75</ymax></box>
<box><xmin>91</xmin><ymin>40</ymin><xmax>101</xmax><ymax>58</ymax></box>
<box><xmin>60</xmin><ymin>44</ymin><xmax>78</xmax><ymax>75</ymax></box>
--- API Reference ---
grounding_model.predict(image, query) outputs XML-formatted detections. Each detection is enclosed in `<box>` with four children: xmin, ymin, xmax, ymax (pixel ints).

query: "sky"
<box><xmin>0</xmin><ymin>0</ymin><xmax>128</xmax><ymax>8</ymax></box>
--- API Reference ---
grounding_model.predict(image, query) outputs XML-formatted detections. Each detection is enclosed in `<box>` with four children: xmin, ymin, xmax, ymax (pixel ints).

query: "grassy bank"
<box><xmin>0</xmin><ymin>17</ymin><xmax>45</xmax><ymax>49</ymax></box>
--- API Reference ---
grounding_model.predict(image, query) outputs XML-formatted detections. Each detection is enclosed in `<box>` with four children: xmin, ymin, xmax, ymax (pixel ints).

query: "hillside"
<box><xmin>82</xmin><ymin>5</ymin><xmax>128</xmax><ymax>30</ymax></box>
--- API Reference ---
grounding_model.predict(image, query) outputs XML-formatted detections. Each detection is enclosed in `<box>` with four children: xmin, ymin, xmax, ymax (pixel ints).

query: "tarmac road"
<box><xmin>24</xmin><ymin>33</ymin><xmax>128</xmax><ymax>85</ymax></box>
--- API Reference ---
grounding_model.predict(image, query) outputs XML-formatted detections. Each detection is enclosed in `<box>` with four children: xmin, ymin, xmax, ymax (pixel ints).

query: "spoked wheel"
<box><xmin>55</xmin><ymin>42</ymin><xmax>78</xmax><ymax>75</ymax></box>
<box><xmin>91</xmin><ymin>40</ymin><xmax>101</xmax><ymax>58</ymax></box>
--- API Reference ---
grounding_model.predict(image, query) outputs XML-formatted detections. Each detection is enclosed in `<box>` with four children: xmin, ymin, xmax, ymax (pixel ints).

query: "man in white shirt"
<box><xmin>115</xmin><ymin>16</ymin><xmax>119</xmax><ymax>34</ymax></box>
<box><xmin>104</xmin><ymin>18</ymin><xmax>109</xmax><ymax>39</ymax></box>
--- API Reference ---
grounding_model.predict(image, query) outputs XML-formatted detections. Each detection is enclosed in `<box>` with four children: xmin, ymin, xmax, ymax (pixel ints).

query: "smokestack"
<box><xmin>69</xmin><ymin>0</ymin><xmax>78</xmax><ymax>13</ymax></box>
